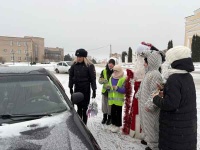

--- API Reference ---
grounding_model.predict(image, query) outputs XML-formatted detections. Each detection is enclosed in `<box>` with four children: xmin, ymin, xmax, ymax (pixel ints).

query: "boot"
<box><xmin>101</xmin><ymin>114</ymin><xmax>107</xmax><ymax>124</ymax></box>
<box><xmin>141</xmin><ymin>140</ymin><xmax>147</xmax><ymax>145</ymax></box>
<box><xmin>106</xmin><ymin>115</ymin><xmax>112</xmax><ymax>125</ymax></box>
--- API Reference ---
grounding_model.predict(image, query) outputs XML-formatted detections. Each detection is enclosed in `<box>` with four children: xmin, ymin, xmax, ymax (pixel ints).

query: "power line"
<box><xmin>66</xmin><ymin>44</ymin><xmax>110</xmax><ymax>52</ymax></box>
<box><xmin>87</xmin><ymin>45</ymin><xmax>110</xmax><ymax>51</ymax></box>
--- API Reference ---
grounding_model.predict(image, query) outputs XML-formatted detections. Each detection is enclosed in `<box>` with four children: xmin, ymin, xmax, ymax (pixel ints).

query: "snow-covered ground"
<box><xmin>2</xmin><ymin>62</ymin><xmax>200</xmax><ymax>150</ymax></box>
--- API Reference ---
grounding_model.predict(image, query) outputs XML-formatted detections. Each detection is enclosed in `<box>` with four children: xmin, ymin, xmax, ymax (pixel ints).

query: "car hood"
<box><xmin>0</xmin><ymin>111</ymin><xmax>100</xmax><ymax>150</ymax></box>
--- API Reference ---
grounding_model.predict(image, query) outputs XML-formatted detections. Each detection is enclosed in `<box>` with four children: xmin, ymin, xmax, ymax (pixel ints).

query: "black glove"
<box><xmin>70</xmin><ymin>88</ymin><xmax>73</xmax><ymax>95</ymax></box>
<box><xmin>92</xmin><ymin>90</ymin><xmax>96</xmax><ymax>98</ymax></box>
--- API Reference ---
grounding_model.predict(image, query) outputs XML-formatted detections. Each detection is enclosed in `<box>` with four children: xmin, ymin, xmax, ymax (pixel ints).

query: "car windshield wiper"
<box><xmin>50</xmin><ymin>108</ymin><xmax>68</xmax><ymax>114</ymax></box>
<box><xmin>0</xmin><ymin>113</ymin><xmax>52</xmax><ymax>120</ymax></box>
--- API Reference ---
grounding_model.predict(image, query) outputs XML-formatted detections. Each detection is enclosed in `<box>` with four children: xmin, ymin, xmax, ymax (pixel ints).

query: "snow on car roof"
<box><xmin>0</xmin><ymin>66</ymin><xmax>48</xmax><ymax>74</ymax></box>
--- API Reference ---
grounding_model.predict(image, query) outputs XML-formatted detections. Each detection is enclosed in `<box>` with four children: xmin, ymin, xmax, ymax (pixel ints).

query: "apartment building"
<box><xmin>0</xmin><ymin>36</ymin><xmax>64</xmax><ymax>63</ymax></box>
<box><xmin>0</xmin><ymin>36</ymin><xmax>44</xmax><ymax>63</ymax></box>
<box><xmin>44</xmin><ymin>47</ymin><xmax>64</xmax><ymax>62</ymax></box>
<box><xmin>185</xmin><ymin>8</ymin><xmax>200</xmax><ymax>48</ymax></box>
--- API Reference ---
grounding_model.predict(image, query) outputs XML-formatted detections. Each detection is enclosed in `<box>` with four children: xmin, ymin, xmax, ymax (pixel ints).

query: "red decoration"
<box><xmin>141</xmin><ymin>41</ymin><xmax>152</xmax><ymax>48</ymax></box>
<box><xmin>122</xmin><ymin>69</ymin><xmax>134</xmax><ymax>135</ymax></box>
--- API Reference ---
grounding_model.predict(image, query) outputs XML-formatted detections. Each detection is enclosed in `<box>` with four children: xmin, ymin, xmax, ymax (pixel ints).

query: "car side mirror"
<box><xmin>71</xmin><ymin>92</ymin><xmax>84</xmax><ymax>104</ymax></box>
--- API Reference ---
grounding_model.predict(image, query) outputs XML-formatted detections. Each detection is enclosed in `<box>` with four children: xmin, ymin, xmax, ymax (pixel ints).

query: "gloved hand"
<box><xmin>92</xmin><ymin>90</ymin><xmax>96</xmax><ymax>98</ymax></box>
<box><xmin>106</xmin><ymin>85</ymin><xmax>111</xmax><ymax>90</ymax></box>
<box><xmin>99</xmin><ymin>78</ymin><xmax>108</xmax><ymax>84</ymax></box>
<box><xmin>70</xmin><ymin>88</ymin><xmax>73</xmax><ymax>95</ymax></box>
<box><xmin>113</xmin><ymin>86</ymin><xmax>118</xmax><ymax>91</ymax></box>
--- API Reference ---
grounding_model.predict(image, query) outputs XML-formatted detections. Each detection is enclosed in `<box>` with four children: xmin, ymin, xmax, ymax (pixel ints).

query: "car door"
<box><xmin>61</xmin><ymin>62</ymin><xmax>66</xmax><ymax>72</ymax></box>
<box><xmin>57</xmin><ymin>62</ymin><xmax>63</xmax><ymax>72</ymax></box>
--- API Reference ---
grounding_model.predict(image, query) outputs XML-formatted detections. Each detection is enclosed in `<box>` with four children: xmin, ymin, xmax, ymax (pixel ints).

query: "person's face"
<box><xmin>108</xmin><ymin>63</ymin><xmax>114</xmax><ymax>70</ymax></box>
<box><xmin>77</xmin><ymin>57</ymin><xmax>84</xmax><ymax>63</ymax></box>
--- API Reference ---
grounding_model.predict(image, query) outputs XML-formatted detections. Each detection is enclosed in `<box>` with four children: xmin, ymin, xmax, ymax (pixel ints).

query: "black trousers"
<box><xmin>77</xmin><ymin>104</ymin><xmax>88</xmax><ymax>124</ymax></box>
<box><xmin>111</xmin><ymin>104</ymin><xmax>122</xmax><ymax>127</ymax></box>
<box><xmin>75</xmin><ymin>83</ymin><xmax>91</xmax><ymax>125</ymax></box>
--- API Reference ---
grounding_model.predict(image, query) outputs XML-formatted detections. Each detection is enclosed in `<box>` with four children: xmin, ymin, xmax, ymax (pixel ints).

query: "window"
<box><xmin>17</xmin><ymin>42</ymin><xmax>21</xmax><ymax>46</ymax></box>
<box><xmin>25</xmin><ymin>50</ymin><xmax>28</xmax><ymax>54</ymax></box>
<box><xmin>57</xmin><ymin>63</ymin><xmax>62</xmax><ymax>66</ymax></box>
<box><xmin>25</xmin><ymin>57</ymin><xmax>27</xmax><ymax>61</ymax></box>
<box><xmin>10</xmin><ymin>41</ymin><xmax>13</xmax><ymax>46</ymax></box>
<box><xmin>66</xmin><ymin>61</ymin><xmax>72</xmax><ymax>66</ymax></box>
<box><xmin>3</xmin><ymin>49</ymin><xmax>7</xmax><ymax>52</ymax></box>
<box><xmin>11</xmin><ymin>56</ymin><xmax>14</xmax><ymax>61</ymax></box>
<box><xmin>24</xmin><ymin>42</ymin><xmax>27</xmax><ymax>46</ymax></box>
<box><xmin>18</xmin><ymin>49</ymin><xmax>21</xmax><ymax>54</ymax></box>
<box><xmin>18</xmin><ymin>57</ymin><xmax>21</xmax><ymax>61</ymax></box>
<box><xmin>0</xmin><ymin>75</ymin><xmax>68</xmax><ymax>115</ymax></box>
<box><xmin>10</xmin><ymin>49</ymin><xmax>14</xmax><ymax>53</ymax></box>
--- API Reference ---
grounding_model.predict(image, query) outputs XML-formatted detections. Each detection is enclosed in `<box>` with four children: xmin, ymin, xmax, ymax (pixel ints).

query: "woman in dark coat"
<box><xmin>153</xmin><ymin>46</ymin><xmax>197</xmax><ymax>150</ymax></box>
<box><xmin>69</xmin><ymin>48</ymin><xmax>97</xmax><ymax>125</ymax></box>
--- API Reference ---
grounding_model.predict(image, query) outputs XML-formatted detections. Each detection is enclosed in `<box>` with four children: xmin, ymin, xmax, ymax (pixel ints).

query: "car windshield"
<box><xmin>0</xmin><ymin>75</ymin><xmax>69</xmax><ymax>116</ymax></box>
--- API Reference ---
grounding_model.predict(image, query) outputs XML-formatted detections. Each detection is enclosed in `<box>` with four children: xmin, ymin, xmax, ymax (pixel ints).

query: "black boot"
<box><xmin>101</xmin><ymin>114</ymin><xmax>107</xmax><ymax>124</ymax></box>
<box><xmin>106</xmin><ymin>115</ymin><xmax>112</xmax><ymax>125</ymax></box>
<box><xmin>141</xmin><ymin>140</ymin><xmax>147</xmax><ymax>145</ymax></box>
<box><xmin>145</xmin><ymin>147</ymin><xmax>152</xmax><ymax>150</ymax></box>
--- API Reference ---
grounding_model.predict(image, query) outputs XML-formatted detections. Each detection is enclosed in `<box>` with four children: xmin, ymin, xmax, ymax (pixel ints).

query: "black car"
<box><xmin>0</xmin><ymin>66</ymin><xmax>101</xmax><ymax>150</ymax></box>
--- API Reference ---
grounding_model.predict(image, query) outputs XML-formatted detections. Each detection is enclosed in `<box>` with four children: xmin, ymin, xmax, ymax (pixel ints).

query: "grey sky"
<box><xmin>0</xmin><ymin>0</ymin><xmax>199</xmax><ymax>60</ymax></box>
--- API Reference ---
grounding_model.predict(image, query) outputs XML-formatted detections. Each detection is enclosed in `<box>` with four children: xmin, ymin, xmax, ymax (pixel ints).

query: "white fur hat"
<box><xmin>135</xmin><ymin>44</ymin><xmax>150</xmax><ymax>54</ymax></box>
<box><xmin>112</xmin><ymin>65</ymin><xmax>124</xmax><ymax>79</ymax></box>
<box><xmin>166</xmin><ymin>46</ymin><xmax>192</xmax><ymax>64</ymax></box>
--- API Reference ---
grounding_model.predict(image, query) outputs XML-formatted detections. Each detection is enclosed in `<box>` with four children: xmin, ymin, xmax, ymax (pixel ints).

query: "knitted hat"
<box><xmin>166</xmin><ymin>46</ymin><xmax>191</xmax><ymax>64</ymax></box>
<box><xmin>108</xmin><ymin>59</ymin><xmax>115</xmax><ymax>65</ymax></box>
<box><xmin>75</xmin><ymin>49</ymin><xmax>88</xmax><ymax>57</ymax></box>
<box><xmin>112</xmin><ymin>65</ymin><xmax>124</xmax><ymax>79</ymax></box>
<box><xmin>136</xmin><ymin>44</ymin><xmax>151</xmax><ymax>54</ymax></box>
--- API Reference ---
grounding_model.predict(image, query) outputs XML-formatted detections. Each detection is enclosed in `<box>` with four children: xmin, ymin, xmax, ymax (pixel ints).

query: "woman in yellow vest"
<box><xmin>107</xmin><ymin>65</ymin><xmax>126</xmax><ymax>133</ymax></box>
<box><xmin>99</xmin><ymin>59</ymin><xmax>115</xmax><ymax>125</ymax></box>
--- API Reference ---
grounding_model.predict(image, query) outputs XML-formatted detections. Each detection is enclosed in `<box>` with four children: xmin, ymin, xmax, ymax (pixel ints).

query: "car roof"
<box><xmin>0</xmin><ymin>66</ymin><xmax>49</xmax><ymax>75</ymax></box>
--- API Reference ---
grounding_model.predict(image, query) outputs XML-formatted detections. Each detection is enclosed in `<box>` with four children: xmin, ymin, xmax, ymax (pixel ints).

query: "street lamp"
<box><xmin>30</xmin><ymin>50</ymin><xmax>32</xmax><ymax>66</ymax></box>
<box><xmin>12</xmin><ymin>51</ymin><xmax>15</xmax><ymax>65</ymax></box>
<box><xmin>26</xmin><ymin>53</ymin><xmax>29</xmax><ymax>66</ymax></box>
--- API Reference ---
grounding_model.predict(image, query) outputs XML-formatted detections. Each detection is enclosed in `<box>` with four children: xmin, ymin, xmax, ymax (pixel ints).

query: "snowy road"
<box><xmin>54</xmin><ymin>68</ymin><xmax>200</xmax><ymax>150</ymax></box>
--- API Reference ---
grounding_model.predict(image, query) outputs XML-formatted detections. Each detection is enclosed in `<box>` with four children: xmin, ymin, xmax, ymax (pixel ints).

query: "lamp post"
<box><xmin>30</xmin><ymin>50</ymin><xmax>32</xmax><ymax>66</ymax></box>
<box><xmin>26</xmin><ymin>53</ymin><xmax>29</xmax><ymax>66</ymax></box>
<box><xmin>12</xmin><ymin>51</ymin><xmax>15</xmax><ymax>65</ymax></box>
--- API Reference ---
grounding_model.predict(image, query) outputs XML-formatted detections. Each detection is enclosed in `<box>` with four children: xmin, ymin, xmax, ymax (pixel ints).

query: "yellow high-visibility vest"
<box><xmin>108</xmin><ymin>77</ymin><xmax>126</xmax><ymax>106</ymax></box>
<box><xmin>101</xmin><ymin>69</ymin><xmax>108</xmax><ymax>93</ymax></box>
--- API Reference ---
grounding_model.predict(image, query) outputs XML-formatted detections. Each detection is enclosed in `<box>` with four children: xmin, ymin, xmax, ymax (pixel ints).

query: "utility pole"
<box><xmin>110</xmin><ymin>44</ymin><xmax>112</xmax><ymax>58</ymax></box>
<box><xmin>12</xmin><ymin>51</ymin><xmax>15</xmax><ymax>65</ymax></box>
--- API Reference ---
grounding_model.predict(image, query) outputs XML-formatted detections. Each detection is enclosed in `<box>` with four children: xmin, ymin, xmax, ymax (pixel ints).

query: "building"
<box><xmin>44</xmin><ymin>47</ymin><xmax>64</xmax><ymax>62</ymax></box>
<box><xmin>185</xmin><ymin>8</ymin><xmax>200</xmax><ymax>48</ymax></box>
<box><xmin>0</xmin><ymin>36</ymin><xmax>64</xmax><ymax>63</ymax></box>
<box><xmin>111</xmin><ymin>53</ymin><xmax>121</xmax><ymax>64</ymax></box>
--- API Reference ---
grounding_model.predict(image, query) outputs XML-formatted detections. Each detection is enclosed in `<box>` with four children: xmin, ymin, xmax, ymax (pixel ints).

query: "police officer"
<box><xmin>69</xmin><ymin>48</ymin><xmax>97</xmax><ymax>125</ymax></box>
